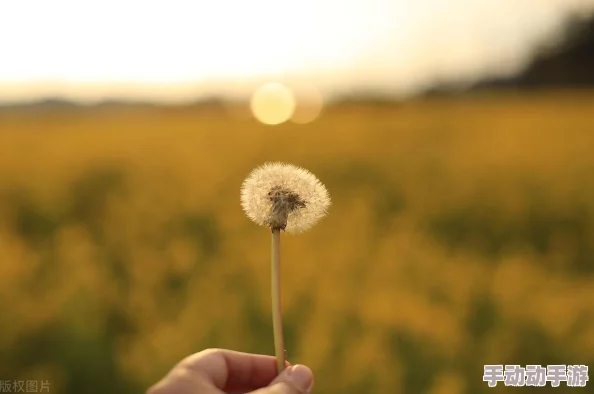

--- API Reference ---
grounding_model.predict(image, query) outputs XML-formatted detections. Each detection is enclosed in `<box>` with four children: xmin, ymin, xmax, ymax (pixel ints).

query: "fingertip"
<box><xmin>287</xmin><ymin>365</ymin><xmax>314</xmax><ymax>392</ymax></box>
<box><xmin>269</xmin><ymin>364</ymin><xmax>314</xmax><ymax>394</ymax></box>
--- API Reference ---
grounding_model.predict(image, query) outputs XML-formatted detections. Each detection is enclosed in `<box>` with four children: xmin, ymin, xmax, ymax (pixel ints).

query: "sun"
<box><xmin>250</xmin><ymin>83</ymin><xmax>296</xmax><ymax>125</ymax></box>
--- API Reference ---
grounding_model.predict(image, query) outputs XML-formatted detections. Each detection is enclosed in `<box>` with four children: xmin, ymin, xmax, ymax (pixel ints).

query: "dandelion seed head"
<box><xmin>240</xmin><ymin>162</ymin><xmax>331</xmax><ymax>233</ymax></box>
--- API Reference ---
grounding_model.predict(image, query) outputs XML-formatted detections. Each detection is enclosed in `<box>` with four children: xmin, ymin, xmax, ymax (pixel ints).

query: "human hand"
<box><xmin>147</xmin><ymin>348</ymin><xmax>314</xmax><ymax>394</ymax></box>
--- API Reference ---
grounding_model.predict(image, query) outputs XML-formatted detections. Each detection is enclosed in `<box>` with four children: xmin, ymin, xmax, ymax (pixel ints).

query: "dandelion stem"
<box><xmin>271</xmin><ymin>228</ymin><xmax>286</xmax><ymax>374</ymax></box>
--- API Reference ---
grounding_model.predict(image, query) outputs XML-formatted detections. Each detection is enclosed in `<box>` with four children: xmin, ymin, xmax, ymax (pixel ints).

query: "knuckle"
<box><xmin>172</xmin><ymin>365</ymin><xmax>202</xmax><ymax>384</ymax></box>
<box><xmin>195</xmin><ymin>348</ymin><xmax>224</xmax><ymax>360</ymax></box>
<box><xmin>179</xmin><ymin>348</ymin><xmax>222</xmax><ymax>368</ymax></box>
<box><xmin>145</xmin><ymin>384</ymin><xmax>166</xmax><ymax>394</ymax></box>
<box><xmin>198</xmin><ymin>347</ymin><xmax>222</xmax><ymax>355</ymax></box>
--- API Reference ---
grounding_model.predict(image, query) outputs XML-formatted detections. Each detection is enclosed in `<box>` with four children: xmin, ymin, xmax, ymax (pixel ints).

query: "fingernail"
<box><xmin>286</xmin><ymin>365</ymin><xmax>313</xmax><ymax>393</ymax></box>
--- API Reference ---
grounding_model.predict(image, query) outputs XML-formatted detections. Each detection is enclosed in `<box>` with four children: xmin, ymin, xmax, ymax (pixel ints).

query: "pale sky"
<box><xmin>0</xmin><ymin>0</ymin><xmax>593</xmax><ymax>103</ymax></box>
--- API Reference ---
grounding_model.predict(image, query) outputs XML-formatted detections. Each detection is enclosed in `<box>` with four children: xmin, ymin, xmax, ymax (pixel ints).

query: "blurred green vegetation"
<box><xmin>0</xmin><ymin>90</ymin><xmax>593</xmax><ymax>393</ymax></box>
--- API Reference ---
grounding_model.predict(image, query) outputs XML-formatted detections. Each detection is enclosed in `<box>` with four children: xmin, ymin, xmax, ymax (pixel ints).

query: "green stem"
<box><xmin>271</xmin><ymin>228</ymin><xmax>286</xmax><ymax>374</ymax></box>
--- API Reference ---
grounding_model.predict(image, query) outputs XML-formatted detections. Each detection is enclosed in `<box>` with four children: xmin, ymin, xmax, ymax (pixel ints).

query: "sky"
<box><xmin>0</xmin><ymin>0</ymin><xmax>593</xmax><ymax>104</ymax></box>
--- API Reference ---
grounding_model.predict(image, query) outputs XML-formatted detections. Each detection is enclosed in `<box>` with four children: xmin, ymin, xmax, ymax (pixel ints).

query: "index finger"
<box><xmin>181</xmin><ymin>348</ymin><xmax>290</xmax><ymax>391</ymax></box>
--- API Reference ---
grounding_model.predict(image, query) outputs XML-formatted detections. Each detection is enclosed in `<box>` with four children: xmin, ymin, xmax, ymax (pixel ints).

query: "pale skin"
<box><xmin>147</xmin><ymin>349</ymin><xmax>314</xmax><ymax>394</ymax></box>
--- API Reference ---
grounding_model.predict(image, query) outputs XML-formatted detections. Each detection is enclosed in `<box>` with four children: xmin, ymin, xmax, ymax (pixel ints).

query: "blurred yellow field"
<box><xmin>0</xmin><ymin>90</ymin><xmax>593</xmax><ymax>394</ymax></box>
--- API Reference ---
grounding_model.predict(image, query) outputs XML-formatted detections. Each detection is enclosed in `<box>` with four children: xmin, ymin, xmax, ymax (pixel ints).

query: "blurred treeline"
<box><xmin>474</xmin><ymin>13</ymin><xmax>594</xmax><ymax>90</ymax></box>
<box><xmin>1</xmin><ymin>90</ymin><xmax>594</xmax><ymax>394</ymax></box>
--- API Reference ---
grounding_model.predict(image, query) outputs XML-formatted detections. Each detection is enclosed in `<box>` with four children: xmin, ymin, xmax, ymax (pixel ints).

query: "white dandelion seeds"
<box><xmin>240</xmin><ymin>162</ymin><xmax>331</xmax><ymax>375</ymax></box>
<box><xmin>240</xmin><ymin>162</ymin><xmax>331</xmax><ymax>233</ymax></box>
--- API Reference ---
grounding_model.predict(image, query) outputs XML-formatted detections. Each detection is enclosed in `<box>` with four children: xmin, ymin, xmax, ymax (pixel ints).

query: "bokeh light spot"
<box><xmin>290</xmin><ymin>85</ymin><xmax>324</xmax><ymax>124</ymax></box>
<box><xmin>250</xmin><ymin>83</ymin><xmax>296</xmax><ymax>125</ymax></box>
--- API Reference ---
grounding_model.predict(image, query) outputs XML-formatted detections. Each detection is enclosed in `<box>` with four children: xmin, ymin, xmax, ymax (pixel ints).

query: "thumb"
<box><xmin>251</xmin><ymin>365</ymin><xmax>314</xmax><ymax>394</ymax></box>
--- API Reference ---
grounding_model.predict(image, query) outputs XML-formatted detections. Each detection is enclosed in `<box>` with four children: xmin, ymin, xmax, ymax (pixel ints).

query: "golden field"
<box><xmin>0</xmin><ymin>90</ymin><xmax>593</xmax><ymax>394</ymax></box>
